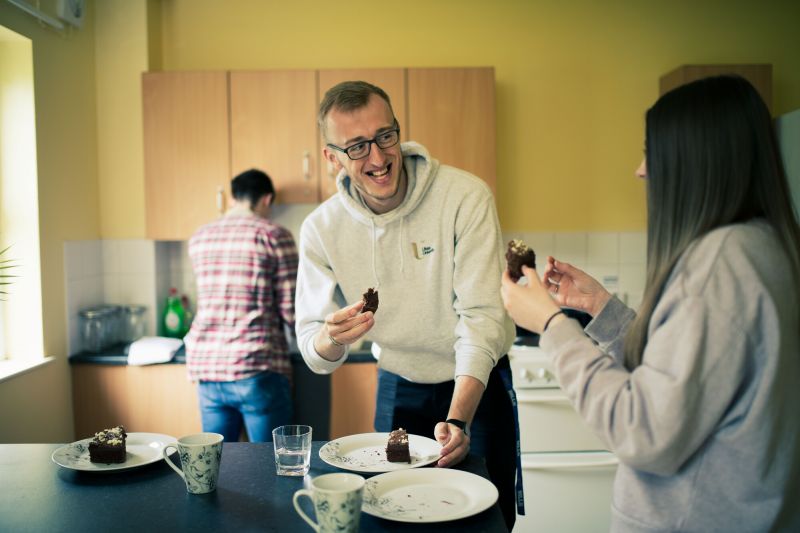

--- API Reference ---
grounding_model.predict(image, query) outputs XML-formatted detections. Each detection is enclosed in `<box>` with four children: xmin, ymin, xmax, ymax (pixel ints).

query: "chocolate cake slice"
<box><xmin>88</xmin><ymin>425</ymin><xmax>127</xmax><ymax>464</ymax></box>
<box><xmin>386</xmin><ymin>428</ymin><xmax>411</xmax><ymax>463</ymax></box>
<box><xmin>361</xmin><ymin>287</ymin><xmax>379</xmax><ymax>314</ymax></box>
<box><xmin>506</xmin><ymin>239</ymin><xmax>537</xmax><ymax>281</ymax></box>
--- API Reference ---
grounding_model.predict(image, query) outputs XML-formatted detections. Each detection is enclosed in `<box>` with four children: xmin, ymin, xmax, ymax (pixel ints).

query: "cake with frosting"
<box><xmin>386</xmin><ymin>428</ymin><xmax>410</xmax><ymax>463</ymax></box>
<box><xmin>506</xmin><ymin>239</ymin><xmax>537</xmax><ymax>281</ymax></box>
<box><xmin>361</xmin><ymin>288</ymin><xmax>379</xmax><ymax>314</ymax></box>
<box><xmin>88</xmin><ymin>425</ymin><xmax>127</xmax><ymax>464</ymax></box>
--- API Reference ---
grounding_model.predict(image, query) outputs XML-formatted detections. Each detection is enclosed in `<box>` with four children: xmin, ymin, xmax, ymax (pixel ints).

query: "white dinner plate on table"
<box><xmin>51</xmin><ymin>432</ymin><xmax>177</xmax><ymax>472</ymax></box>
<box><xmin>362</xmin><ymin>468</ymin><xmax>498</xmax><ymax>523</ymax></box>
<box><xmin>319</xmin><ymin>432</ymin><xmax>442</xmax><ymax>473</ymax></box>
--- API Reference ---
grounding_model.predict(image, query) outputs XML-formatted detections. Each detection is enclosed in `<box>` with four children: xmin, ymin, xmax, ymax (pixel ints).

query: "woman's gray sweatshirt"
<box><xmin>542</xmin><ymin>220</ymin><xmax>800</xmax><ymax>532</ymax></box>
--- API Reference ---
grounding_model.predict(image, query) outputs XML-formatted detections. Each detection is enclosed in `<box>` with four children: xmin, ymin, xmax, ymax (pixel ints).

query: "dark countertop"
<box><xmin>1</xmin><ymin>442</ymin><xmax>507</xmax><ymax>533</ymax></box>
<box><xmin>69</xmin><ymin>342</ymin><xmax>376</xmax><ymax>365</ymax></box>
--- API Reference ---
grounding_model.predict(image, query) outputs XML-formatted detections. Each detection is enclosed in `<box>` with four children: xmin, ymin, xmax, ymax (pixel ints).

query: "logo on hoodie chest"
<box><xmin>411</xmin><ymin>241</ymin><xmax>435</xmax><ymax>260</ymax></box>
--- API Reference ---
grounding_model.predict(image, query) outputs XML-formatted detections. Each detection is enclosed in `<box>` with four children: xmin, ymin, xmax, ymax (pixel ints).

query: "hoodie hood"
<box><xmin>335</xmin><ymin>142</ymin><xmax>440</xmax><ymax>289</ymax></box>
<box><xmin>336</xmin><ymin>141</ymin><xmax>439</xmax><ymax>228</ymax></box>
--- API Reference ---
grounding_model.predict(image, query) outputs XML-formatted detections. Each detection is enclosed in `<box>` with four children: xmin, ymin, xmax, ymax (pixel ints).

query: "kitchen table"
<box><xmin>0</xmin><ymin>441</ymin><xmax>508</xmax><ymax>532</ymax></box>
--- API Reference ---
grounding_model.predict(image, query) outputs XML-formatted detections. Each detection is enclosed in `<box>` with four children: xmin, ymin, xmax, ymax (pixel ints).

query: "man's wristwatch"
<box><xmin>445</xmin><ymin>418</ymin><xmax>468</xmax><ymax>435</ymax></box>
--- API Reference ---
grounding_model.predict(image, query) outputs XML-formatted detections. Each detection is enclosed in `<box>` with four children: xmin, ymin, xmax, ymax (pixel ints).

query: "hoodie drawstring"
<box><xmin>371</xmin><ymin>218</ymin><xmax>380</xmax><ymax>290</ymax></box>
<box><xmin>399</xmin><ymin>218</ymin><xmax>405</xmax><ymax>275</ymax></box>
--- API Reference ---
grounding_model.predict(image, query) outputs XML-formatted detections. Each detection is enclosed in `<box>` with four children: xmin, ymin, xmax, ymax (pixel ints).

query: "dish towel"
<box><xmin>127</xmin><ymin>336</ymin><xmax>183</xmax><ymax>366</ymax></box>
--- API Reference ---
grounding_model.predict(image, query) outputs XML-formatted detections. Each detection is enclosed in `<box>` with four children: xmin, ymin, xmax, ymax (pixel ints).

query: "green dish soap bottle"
<box><xmin>162</xmin><ymin>287</ymin><xmax>186</xmax><ymax>338</ymax></box>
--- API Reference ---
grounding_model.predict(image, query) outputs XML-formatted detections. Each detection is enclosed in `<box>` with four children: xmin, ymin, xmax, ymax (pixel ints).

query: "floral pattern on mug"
<box><xmin>180</xmin><ymin>446</ymin><xmax>222</xmax><ymax>493</ymax></box>
<box><xmin>315</xmin><ymin>492</ymin><xmax>363</xmax><ymax>533</ymax></box>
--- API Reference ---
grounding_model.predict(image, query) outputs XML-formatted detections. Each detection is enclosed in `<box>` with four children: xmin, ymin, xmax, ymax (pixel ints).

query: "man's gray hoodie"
<box><xmin>295</xmin><ymin>142</ymin><xmax>515</xmax><ymax>385</ymax></box>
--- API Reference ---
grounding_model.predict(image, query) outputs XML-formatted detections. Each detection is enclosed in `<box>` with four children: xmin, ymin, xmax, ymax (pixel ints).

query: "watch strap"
<box><xmin>445</xmin><ymin>418</ymin><xmax>468</xmax><ymax>433</ymax></box>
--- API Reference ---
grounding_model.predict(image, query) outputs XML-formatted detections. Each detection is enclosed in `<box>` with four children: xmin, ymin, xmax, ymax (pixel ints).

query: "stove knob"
<box><xmin>535</xmin><ymin>367</ymin><xmax>553</xmax><ymax>382</ymax></box>
<box><xmin>519</xmin><ymin>368</ymin><xmax>533</xmax><ymax>382</ymax></box>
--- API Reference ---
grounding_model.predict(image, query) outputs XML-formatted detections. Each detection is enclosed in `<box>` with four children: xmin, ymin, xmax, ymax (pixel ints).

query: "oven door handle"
<box><xmin>515</xmin><ymin>389</ymin><xmax>573</xmax><ymax>404</ymax></box>
<box><xmin>522</xmin><ymin>454</ymin><xmax>619</xmax><ymax>470</ymax></box>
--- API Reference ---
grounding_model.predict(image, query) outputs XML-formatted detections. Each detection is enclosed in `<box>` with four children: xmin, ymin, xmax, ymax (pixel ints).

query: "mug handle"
<box><xmin>293</xmin><ymin>489</ymin><xmax>319</xmax><ymax>532</ymax></box>
<box><xmin>162</xmin><ymin>444</ymin><xmax>185</xmax><ymax>480</ymax></box>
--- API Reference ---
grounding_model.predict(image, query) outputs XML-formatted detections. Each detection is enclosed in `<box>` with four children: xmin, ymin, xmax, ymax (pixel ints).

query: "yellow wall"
<box><xmin>0</xmin><ymin>0</ymin><xmax>98</xmax><ymax>441</ymax></box>
<box><xmin>1</xmin><ymin>0</ymin><xmax>799</xmax><ymax>441</ymax></box>
<box><xmin>149</xmin><ymin>0</ymin><xmax>800</xmax><ymax>232</ymax></box>
<box><xmin>96</xmin><ymin>0</ymin><xmax>148</xmax><ymax>237</ymax></box>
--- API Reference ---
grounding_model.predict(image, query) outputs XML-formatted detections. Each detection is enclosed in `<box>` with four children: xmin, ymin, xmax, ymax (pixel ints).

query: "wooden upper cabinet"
<box><xmin>142</xmin><ymin>67</ymin><xmax>497</xmax><ymax>237</ymax></box>
<box><xmin>660</xmin><ymin>64</ymin><xmax>772</xmax><ymax>113</ymax></box>
<box><xmin>230</xmin><ymin>70</ymin><xmax>320</xmax><ymax>203</ymax></box>
<box><xmin>317</xmin><ymin>69</ymin><xmax>407</xmax><ymax>200</ymax></box>
<box><xmin>407</xmin><ymin>68</ymin><xmax>496</xmax><ymax>193</ymax></box>
<box><xmin>142</xmin><ymin>72</ymin><xmax>231</xmax><ymax>240</ymax></box>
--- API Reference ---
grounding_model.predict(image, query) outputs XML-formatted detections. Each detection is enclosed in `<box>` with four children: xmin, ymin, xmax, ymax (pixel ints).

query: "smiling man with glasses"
<box><xmin>295</xmin><ymin>81</ymin><xmax>519</xmax><ymax>531</ymax></box>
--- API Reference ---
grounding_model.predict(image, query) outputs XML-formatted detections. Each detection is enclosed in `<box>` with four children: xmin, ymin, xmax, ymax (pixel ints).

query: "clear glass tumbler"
<box><xmin>272</xmin><ymin>425</ymin><xmax>312</xmax><ymax>476</ymax></box>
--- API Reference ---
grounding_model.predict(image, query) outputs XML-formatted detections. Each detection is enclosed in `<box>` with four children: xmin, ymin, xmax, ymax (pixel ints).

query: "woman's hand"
<box><xmin>501</xmin><ymin>266</ymin><xmax>561</xmax><ymax>333</ymax></box>
<box><xmin>542</xmin><ymin>256</ymin><xmax>611</xmax><ymax>317</ymax></box>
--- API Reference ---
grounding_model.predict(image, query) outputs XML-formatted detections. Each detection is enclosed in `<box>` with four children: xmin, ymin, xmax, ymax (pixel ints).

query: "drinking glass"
<box><xmin>272</xmin><ymin>425</ymin><xmax>312</xmax><ymax>476</ymax></box>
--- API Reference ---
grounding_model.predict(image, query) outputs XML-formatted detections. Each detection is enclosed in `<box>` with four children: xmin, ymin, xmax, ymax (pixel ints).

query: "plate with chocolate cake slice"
<box><xmin>51</xmin><ymin>432</ymin><xmax>177</xmax><ymax>472</ymax></box>
<box><xmin>319</xmin><ymin>432</ymin><xmax>442</xmax><ymax>473</ymax></box>
<box><xmin>362</xmin><ymin>468</ymin><xmax>499</xmax><ymax>523</ymax></box>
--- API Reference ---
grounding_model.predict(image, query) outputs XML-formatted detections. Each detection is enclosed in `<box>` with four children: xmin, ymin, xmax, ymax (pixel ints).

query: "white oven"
<box><xmin>511</xmin><ymin>344</ymin><xmax>617</xmax><ymax>533</ymax></box>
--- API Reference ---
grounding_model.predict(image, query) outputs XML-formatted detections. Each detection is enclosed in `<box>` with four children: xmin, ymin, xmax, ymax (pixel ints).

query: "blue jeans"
<box><xmin>198</xmin><ymin>371</ymin><xmax>292</xmax><ymax>443</ymax></box>
<box><xmin>375</xmin><ymin>356</ymin><xmax>517</xmax><ymax>531</ymax></box>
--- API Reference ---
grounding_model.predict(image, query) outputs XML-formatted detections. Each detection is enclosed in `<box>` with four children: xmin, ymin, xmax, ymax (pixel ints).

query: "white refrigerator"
<box><xmin>777</xmin><ymin>108</ymin><xmax>800</xmax><ymax>215</ymax></box>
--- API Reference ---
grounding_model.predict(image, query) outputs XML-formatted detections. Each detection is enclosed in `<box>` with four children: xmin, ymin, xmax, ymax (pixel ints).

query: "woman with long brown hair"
<box><xmin>501</xmin><ymin>75</ymin><xmax>800</xmax><ymax>532</ymax></box>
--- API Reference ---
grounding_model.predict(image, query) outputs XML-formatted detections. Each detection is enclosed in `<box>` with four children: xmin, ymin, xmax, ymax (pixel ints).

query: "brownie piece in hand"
<box><xmin>386</xmin><ymin>428</ymin><xmax>411</xmax><ymax>463</ymax></box>
<box><xmin>506</xmin><ymin>239</ymin><xmax>537</xmax><ymax>282</ymax></box>
<box><xmin>361</xmin><ymin>288</ymin><xmax>379</xmax><ymax>314</ymax></box>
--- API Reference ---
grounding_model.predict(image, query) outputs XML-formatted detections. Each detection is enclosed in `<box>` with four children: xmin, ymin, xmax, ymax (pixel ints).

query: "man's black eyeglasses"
<box><xmin>327</xmin><ymin>127</ymin><xmax>400</xmax><ymax>160</ymax></box>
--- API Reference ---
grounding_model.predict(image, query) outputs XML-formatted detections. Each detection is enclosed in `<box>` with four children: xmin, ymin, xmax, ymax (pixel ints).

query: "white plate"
<box><xmin>319</xmin><ymin>432</ymin><xmax>442</xmax><ymax>473</ymax></box>
<box><xmin>51</xmin><ymin>432</ymin><xmax>177</xmax><ymax>472</ymax></box>
<box><xmin>362</xmin><ymin>468</ymin><xmax>499</xmax><ymax>523</ymax></box>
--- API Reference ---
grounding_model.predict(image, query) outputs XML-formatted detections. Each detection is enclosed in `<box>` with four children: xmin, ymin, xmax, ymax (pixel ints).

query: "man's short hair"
<box><xmin>231</xmin><ymin>168</ymin><xmax>275</xmax><ymax>207</ymax></box>
<box><xmin>318</xmin><ymin>80</ymin><xmax>395</xmax><ymax>140</ymax></box>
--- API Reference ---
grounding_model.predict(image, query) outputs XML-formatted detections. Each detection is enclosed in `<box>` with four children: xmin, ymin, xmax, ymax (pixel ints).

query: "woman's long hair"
<box><xmin>624</xmin><ymin>75</ymin><xmax>800</xmax><ymax>369</ymax></box>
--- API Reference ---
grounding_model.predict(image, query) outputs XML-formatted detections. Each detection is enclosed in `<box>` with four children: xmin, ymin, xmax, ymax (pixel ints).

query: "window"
<box><xmin>0</xmin><ymin>25</ymin><xmax>44</xmax><ymax>363</ymax></box>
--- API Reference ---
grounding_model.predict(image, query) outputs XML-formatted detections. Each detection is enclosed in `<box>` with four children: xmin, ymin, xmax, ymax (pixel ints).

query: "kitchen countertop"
<box><xmin>69</xmin><ymin>342</ymin><xmax>376</xmax><ymax>365</ymax></box>
<box><xmin>2</xmin><ymin>441</ymin><xmax>507</xmax><ymax>532</ymax></box>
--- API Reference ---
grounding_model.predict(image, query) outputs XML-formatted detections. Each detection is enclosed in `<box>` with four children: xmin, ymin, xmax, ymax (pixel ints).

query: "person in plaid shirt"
<box><xmin>185</xmin><ymin>168</ymin><xmax>299</xmax><ymax>443</ymax></box>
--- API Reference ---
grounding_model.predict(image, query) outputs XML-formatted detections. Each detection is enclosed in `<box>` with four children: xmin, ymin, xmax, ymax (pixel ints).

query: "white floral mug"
<box><xmin>293</xmin><ymin>473</ymin><xmax>365</xmax><ymax>532</ymax></box>
<box><xmin>163</xmin><ymin>432</ymin><xmax>224</xmax><ymax>494</ymax></box>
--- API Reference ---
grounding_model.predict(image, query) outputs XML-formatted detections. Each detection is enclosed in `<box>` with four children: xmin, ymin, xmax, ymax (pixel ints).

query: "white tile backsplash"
<box><xmin>584</xmin><ymin>263</ymin><xmax>620</xmax><ymax>290</ymax></box>
<box><xmin>64</xmin><ymin>207</ymin><xmax>650</xmax><ymax>355</ymax></box>
<box><xmin>587</xmin><ymin>233</ymin><xmax>619</xmax><ymax>264</ymax></box>
<box><xmin>102</xmin><ymin>239</ymin><xmax>120</xmax><ymax>275</ymax></box>
<box><xmin>620</xmin><ymin>232</ymin><xmax>647</xmax><ymax>264</ymax></box>
<box><xmin>117</xmin><ymin>239</ymin><xmax>156</xmax><ymax>274</ymax></box>
<box><xmin>554</xmin><ymin>233</ymin><xmax>588</xmax><ymax>268</ymax></box>
<box><xmin>502</xmin><ymin>230</ymin><xmax>647</xmax><ymax>310</ymax></box>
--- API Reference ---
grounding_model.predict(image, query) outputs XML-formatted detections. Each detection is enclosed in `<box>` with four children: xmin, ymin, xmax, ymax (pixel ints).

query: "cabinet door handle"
<box><xmin>302</xmin><ymin>151</ymin><xmax>311</xmax><ymax>181</ymax></box>
<box><xmin>216</xmin><ymin>186</ymin><xmax>224</xmax><ymax>215</ymax></box>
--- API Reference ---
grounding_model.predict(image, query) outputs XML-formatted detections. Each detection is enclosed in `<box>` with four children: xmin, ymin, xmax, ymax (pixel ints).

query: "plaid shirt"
<box><xmin>184</xmin><ymin>207</ymin><xmax>298</xmax><ymax>382</ymax></box>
